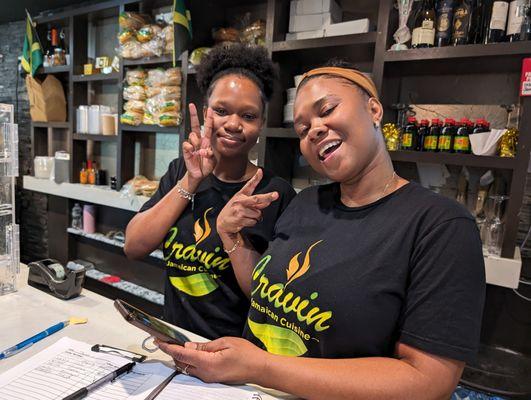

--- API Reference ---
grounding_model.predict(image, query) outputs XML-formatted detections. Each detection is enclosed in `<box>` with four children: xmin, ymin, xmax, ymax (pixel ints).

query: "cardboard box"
<box><xmin>289</xmin><ymin>11</ymin><xmax>340</xmax><ymax>32</ymax></box>
<box><xmin>324</xmin><ymin>18</ymin><xmax>370</xmax><ymax>37</ymax></box>
<box><xmin>286</xmin><ymin>29</ymin><xmax>325</xmax><ymax>40</ymax></box>
<box><xmin>290</xmin><ymin>0</ymin><xmax>341</xmax><ymax>16</ymax></box>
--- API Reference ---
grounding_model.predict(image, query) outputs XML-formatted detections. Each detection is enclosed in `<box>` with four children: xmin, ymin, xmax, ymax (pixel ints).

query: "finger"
<box><xmin>203</xmin><ymin>107</ymin><xmax>213</xmax><ymax>141</ymax></box>
<box><xmin>182</xmin><ymin>142</ymin><xmax>195</xmax><ymax>158</ymax></box>
<box><xmin>196</xmin><ymin>337</ymin><xmax>231</xmax><ymax>352</ymax></box>
<box><xmin>235</xmin><ymin>206</ymin><xmax>261</xmax><ymax>220</ymax></box>
<box><xmin>238</xmin><ymin>169</ymin><xmax>263</xmax><ymax>196</ymax></box>
<box><xmin>197</xmin><ymin>148</ymin><xmax>214</xmax><ymax>158</ymax></box>
<box><xmin>189</xmin><ymin>103</ymin><xmax>201</xmax><ymax>135</ymax></box>
<box><xmin>239</xmin><ymin>192</ymin><xmax>279</xmax><ymax>209</ymax></box>
<box><xmin>188</xmin><ymin>131</ymin><xmax>201</xmax><ymax>150</ymax></box>
<box><xmin>157</xmin><ymin>341</ymin><xmax>209</xmax><ymax>366</ymax></box>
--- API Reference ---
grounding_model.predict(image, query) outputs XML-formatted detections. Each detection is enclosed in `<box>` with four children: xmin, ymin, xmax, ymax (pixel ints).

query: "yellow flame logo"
<box><xmin>285</xmin><ymin>240</ymin><xmax>323</xmax><ymax>287</ymax></box>
<box><xmin>193</xmin><ymin>207</ymin><xmax>213</xmax><ymax>245</ymax></box>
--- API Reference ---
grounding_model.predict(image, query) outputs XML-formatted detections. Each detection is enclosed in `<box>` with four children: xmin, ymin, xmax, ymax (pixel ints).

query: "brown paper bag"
<box><xmin>25</xmin><ymin>75</ymin><xmax>67</xmax><ymax>122</ymax></box>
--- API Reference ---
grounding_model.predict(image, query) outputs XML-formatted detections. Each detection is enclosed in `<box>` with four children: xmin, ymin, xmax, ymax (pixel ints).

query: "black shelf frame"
<box><xmin>73</xmin><ymin>133</ymin><xmax>118</xmax><ymax>141</ymax></box>
<box><xmin>72</xmin><ymin>72</ymin><xmax>120</xmax><ymax>82</ymax></box>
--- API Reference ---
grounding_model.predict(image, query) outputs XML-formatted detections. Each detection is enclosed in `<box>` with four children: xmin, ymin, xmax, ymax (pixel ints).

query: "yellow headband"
<box><xmin>300</xmin><ymin>67</ymin><xmax>379</xmax><ymax>100</ymax></box>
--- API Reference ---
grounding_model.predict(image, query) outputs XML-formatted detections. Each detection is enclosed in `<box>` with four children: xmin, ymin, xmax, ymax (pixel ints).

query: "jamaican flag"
<box><xmin>21</xmin><ymin>11</ymin><xmax>43</xmax><ymax>76</ymax></box>
<box><xmin>172</xmin><ymin>0</ymin><xmax>192</xmax><ymax>67</ymax></box>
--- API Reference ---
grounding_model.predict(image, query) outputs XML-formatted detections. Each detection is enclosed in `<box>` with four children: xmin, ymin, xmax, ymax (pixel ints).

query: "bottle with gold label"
<box><xmin>423</xmin><ymin>118</ymin><xmax>441</xmax><ymax>152</ymax></box>
<box><xmin>438</xmin><ymin>118</ymin><xmax>456</xmax><ymax>152</ymax></box>
<box><xmin>436</xmin><ymin>0</ymin><xmax>456</xmax><ymax>46</ymax></box>
<box><xmin>412</xmin><ymin>0</ymin><xmax>436</xmax><ymax>48</ymax></box>
<box><xmin>401</xmin><ymin>117</ymin><xmax>418</xmax><ymax>150</ymax></box>
<box><xmin>451</xmin><ymin>0</ymin><xmax>474</xmax><ymax>45</ymax></box>
<box><xmin>453</xmin><ymin>118</ymin><xmax>472</xmax><ymax>153</ymax></box>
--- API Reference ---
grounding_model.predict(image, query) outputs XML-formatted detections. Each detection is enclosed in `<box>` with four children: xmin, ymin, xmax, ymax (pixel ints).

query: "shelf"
<box><xmin>120</xmin><ymin>124</ymin><xmax>182</xmax><ymax>134</ymax></box>
<box><xmin>38</xmin><ymin>65</ymin><xmax>70</xmax><ymax>74</ymax></box>
<box><xmin>389</xmin><ymin>150</ymin><xmax>517</xmax><ymax>169</ymax></box>
<box><xmin>273</xmin><ymin>32</ymin><xmax>377</xmax><ymax>52</ymax></box>
<box><xmin>23</xmin><ymin>175</ymin><xmax>149</xmax><ymax>212</ymax></box>
<box><xmin>72</xmin><ymin>72</ymin><xmax>120</xmax><ymax>82</ymax></box>
<box><xmin>67</xmin><ymin>228</ymin><xmax>164</xmax><ymax>261</ymax></box>
<box><xmin>384</xmin><ymin>41</ymin><xmax>531</xmax><ymax>63</ymax></box>
<box><xmin>263</xmin><ymin>127</ymin><xmax>297</xmax><ymax>138</ymax></box>
<box><xmin>73</xmin><ymin>133</ymin><xmax>117</xmax><ymax>141</ymax></box>
<box><xmin>122</xmin><ymin>54</ymin><xmax>175</xmax><ymax>66</ymax></box>
<box><xmin>31</xmin><ymin>121</ymin><xmax>70</xmax><ymax>128</ymax></box>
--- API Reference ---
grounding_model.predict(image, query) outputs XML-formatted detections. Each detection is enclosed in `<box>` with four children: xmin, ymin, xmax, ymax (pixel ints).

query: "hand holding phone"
<box><xmin>114</xmin><ymin>299</ymin><xmax>190</xmax><ymax>345</ymax></box>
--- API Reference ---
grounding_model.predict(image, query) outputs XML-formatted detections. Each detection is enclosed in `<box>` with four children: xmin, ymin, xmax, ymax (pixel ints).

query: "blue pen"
<box><xmin>0</xmin><ymin>317</ymin><xmax>88</xmax><ymax>360</ymax></box>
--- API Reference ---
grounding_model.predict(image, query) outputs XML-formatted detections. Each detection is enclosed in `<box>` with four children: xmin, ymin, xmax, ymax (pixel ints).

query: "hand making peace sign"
<box><xmin>182</xmin><ymin>103</ymin><xmax>216</xmax><ymax>181</ymax></box>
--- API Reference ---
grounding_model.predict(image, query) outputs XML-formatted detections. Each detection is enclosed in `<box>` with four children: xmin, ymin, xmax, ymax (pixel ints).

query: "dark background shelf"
<box><xmin>122</xmin><ymin>54</ymin><xmax>175</xmax><ymax>66</ymax></box>
<box><xmin>120</xmin><ymin>124</ymin><xmax>182</xmax><ymax>134</ymax></box>
<box><xmin>273</xmin><ymin>32</ymin><xmax>378</xmax><ymax>52</ymax></box>
<box><xmin>72</xmin><ymin>72</ymin><xmax>120</xmax><ymax>82</ymax></box>
<box><xmin>73</xmin><ymin>133</ymin><xmax>117</xmax><ymax>141</ymax></box>
<box><xmin>389</xmin><ymin>151</ymin><xmax>517</xmax><ymax>170</ymax></box>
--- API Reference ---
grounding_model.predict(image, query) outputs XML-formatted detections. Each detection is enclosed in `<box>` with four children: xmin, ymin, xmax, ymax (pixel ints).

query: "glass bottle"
<box><xmin>401</xmin><ymin>117</ymin><xmax>418</xmax><ymax>150</ymax></box>
<box><xmin>436</xmin><ymin>0</ymin><xmax>456</xmax><ymax>46</ymax></box>
<box><xmin>412</xmin><ymin>0</ymin><xmax>436</xmax><ymax>48</ymax></box>
<box><xmin>79</xmin><ymin>162</ymin><xmax>88</xmax><ymax>184</ymax></box>
<box><xmin>451</xmin><ymin>0</ymin><xmax>474</xmax><ymax>45</ymax></box>
<box><xmin>506</xmin><ymin>0</ymin><xmax>526</xmax><ymax>41</ymax></box>
<box><xmin>88</xmin><ymin>160</ymin><xmax>96</xmax><ymax>185</ymax></box>
<box><xmin>485</xmin><ymin>195</ymin><xmax>509</xmax><ymax>256</ymax></box>
<box><xmin>71</xmin><ymin>203</ymin><xmax>83</xmax><ymax>230</ymax></box>
<box><xmin>486</xmin><ymin>0</ymin><xmax>510</xmax><ymax>43</ymax></box>
<box><xmin>520</xmin><ymin>0</ymin><xmax>531</xmax><ymax>40</ymax></box>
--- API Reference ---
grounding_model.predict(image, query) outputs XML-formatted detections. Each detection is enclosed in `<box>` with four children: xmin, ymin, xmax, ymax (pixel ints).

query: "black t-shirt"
<box><xmin>243</xmin><ymin>182</ymin><xmax>485</xmax><ymax>364</ymax></box>
<box><xmin>139</xmin><ymin>158</ymin><xmax>295</xmax><ymax>339</ymax></box>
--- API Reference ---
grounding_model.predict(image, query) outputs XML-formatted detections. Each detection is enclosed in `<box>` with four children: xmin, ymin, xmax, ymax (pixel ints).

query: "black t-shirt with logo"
<box><xmin>243</xmin><ymin>182</ymin><xmax>485</xmax><ymax>363</ymax></box>
<box><xmin>139</xmin><ymin>158</ymin><xmax>296</xmax><ymax>339</ymax></box>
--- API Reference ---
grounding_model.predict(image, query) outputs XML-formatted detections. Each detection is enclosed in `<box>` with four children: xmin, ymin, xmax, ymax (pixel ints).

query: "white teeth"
<box><xmin>318</xmin><ymin>140</ymin><xmax>341</xmax><ymax>158</ymax></box>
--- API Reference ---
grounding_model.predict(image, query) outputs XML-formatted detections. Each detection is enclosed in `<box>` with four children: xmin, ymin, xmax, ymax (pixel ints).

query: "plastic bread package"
<box><xmin>159</xmin><ymin>111</ymin><xmax>181</xmax><ymax>127</ymax></box>
<box><xmin>123</xmin><ymin>100</ymin><xmax>146</xmax><ymax>113</ymax></box>
<box><xmin>120</xmin><ymin>110</ymin><xmax>143</xmax><ymax>126</ymax></box>
<box><xmin>125</xmin><ymin>69</ymin><xmax>147</xmax><ymax>86</ymax></box>
<box><xmin>123</xmin><ymin>85</ymin><xmax>146</xmax><ymax>101</ymax></box>
<box><xmin>145</xmin><ymin>85</ymin><xmax>181</xmax><ymax>100</ymax></box>
<box><xmin>119</xmin><ymin>12</ymin><xmax>150</xmax><ymax>30</ymax></box>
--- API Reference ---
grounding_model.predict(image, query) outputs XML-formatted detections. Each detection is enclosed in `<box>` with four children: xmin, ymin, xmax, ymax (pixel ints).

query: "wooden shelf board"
<box><xmin>273</xmin><ymin>32</ymin><xmax>377</xmax><ymax>52</ymax></box>
<box><xmin>31</xmin><ymin>121</ymin><xmax>70</xmax><ymax>128</ymax></box>
<box><xmin>122</xmin><ymin>54</ymin><xmax>176</xmax><ymax>66</ymax></box>
<box><xmin>38</xmin><ymin>65</ymin><xmax>71</xmax><ymax>74</ymax></box>
<box><xmin>384</xmin><ymin>41</ymin><xmax>531</xmax><ymax>63</ymax></box>
<box><xmin>72</xmin><ymin>72</ymin><xmax>120</xmax><ymax>82</ymax></box>
<box><xmin>120</xmin><ymin>124</ymin><xmax>182</xmax><ymax>134</ymax></box>
<box><xmin>73</xmin><ymin>133</ymin><xmax>117</xmax><ymax>141</ymax></box>
<box><xmin>389</xmin><ymin>150</ymin><xmax>517</xmax><ymax>169</ymax></box>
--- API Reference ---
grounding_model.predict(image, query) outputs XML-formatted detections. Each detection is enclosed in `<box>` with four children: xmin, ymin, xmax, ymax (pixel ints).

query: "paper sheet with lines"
<box><xmin>0</xmin><ymin>337</ymin><xmax>173</xmax><ymax>400</ymax></box>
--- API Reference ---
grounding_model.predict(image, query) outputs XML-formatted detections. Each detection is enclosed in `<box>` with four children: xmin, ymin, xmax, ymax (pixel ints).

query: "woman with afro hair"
<box><xmin>125</xmin><ymin>44</ymin><xmax>296</xmax><ymax>340</ymax></box>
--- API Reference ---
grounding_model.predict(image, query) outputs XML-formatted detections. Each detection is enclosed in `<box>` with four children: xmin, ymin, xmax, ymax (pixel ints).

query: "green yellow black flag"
<box><xmin>21</xmin><ymin>11</ymin><xmax>43</xmax><ymax>76</ymax></box>
<box><xmin>172</xmin><ymin>0</ymin><xmax>192</xmax><ymax>67</ymax></box>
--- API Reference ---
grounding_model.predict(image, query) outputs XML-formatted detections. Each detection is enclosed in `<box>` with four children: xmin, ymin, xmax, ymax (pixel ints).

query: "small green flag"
<box><xmin>172</xmin><ymin>0</ymin><xmax>192</xmax><ymax>67</ymax></box>
<box><xmin>21</xmin><ymin>11</ymin><xmax>43</xmax><ymax>76</ymax></box>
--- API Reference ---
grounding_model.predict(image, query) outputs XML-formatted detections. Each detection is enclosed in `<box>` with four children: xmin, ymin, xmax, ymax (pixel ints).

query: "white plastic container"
<box><xmin>77</xmin><ymin>106</ymin><xmax>89</xmax><ymax>133</ymax></box>
<box><xmin>34</xmin><ymin>156</ymin><xmax>54</xmax><ymax>179</ymax></box>
<box><xmin>88</xmin><ymin>105</ymin><xmax>101</xmax><ymax>134</ymax></box>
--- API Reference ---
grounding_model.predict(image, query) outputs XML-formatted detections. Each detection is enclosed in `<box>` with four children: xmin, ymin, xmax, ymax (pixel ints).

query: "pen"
<box><xmin>62</xmin><ymin>361</ymin><xmax>136</xmax><ymax>400</ymax></box>
<box><xmin>0</xmin><ymin>317</ymin><xmax>87</xmax><ymax>360</ymax></box>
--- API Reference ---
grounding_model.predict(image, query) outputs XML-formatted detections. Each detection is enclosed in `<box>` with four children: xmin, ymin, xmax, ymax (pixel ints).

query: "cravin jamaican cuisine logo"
<box><xmin>247</xmin><ymin>240</ymin><xmax>333</xmax><ymax>357</ymax></box>
<box><xmin>164</xmin><ymin>207</ymin><xmax>231</xmax><ymax>297</ymax></box>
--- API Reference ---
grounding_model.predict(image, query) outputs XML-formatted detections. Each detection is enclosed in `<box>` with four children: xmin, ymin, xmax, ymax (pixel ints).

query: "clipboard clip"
<box><xmin>91</xmin><ymin>344</ymin><xmax>146</xmax><ymax>362</ymax></box>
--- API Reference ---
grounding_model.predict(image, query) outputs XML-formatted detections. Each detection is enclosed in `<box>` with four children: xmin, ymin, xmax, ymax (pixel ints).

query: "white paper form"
<box><xmin>156</xmin><ymin>374</ymin><xmax>279</xmax><ymax>400</ymax></box>
<box><xmin>0</xmin><ymin>337</ymin><xmax>173</xmax><ymax>400</ymax></box>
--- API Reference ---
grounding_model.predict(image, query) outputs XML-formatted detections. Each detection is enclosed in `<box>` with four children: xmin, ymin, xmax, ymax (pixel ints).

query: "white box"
<box><xmin>484</xmin><ymin>247</ymin><xmax>522</xmax><ymax>289</ymax></box>
<box><xmin>291</xmin><ymin>0</ymin><xmax>341</xmax><ymax>16</ymax></box>
<box><xmin>324</xmin><ymin>18</ymin><xmax>370</xmax><ymax>37</ymax></box>
<box><xmin>286</xmin><ymin>29</ymin><xmax>325</xmax><ymax>40</ymax></box>
<box><xmin>289</xmin><ymin>12</ymin><xmax>340</xmax><ymax>32</ymax></box>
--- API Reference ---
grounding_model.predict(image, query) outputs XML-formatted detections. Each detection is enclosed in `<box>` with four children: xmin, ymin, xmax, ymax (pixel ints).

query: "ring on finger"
<box><xmin>183</xmin><ymin>364</ymin><xmax>190</xmax><ymax>375</ymax></box>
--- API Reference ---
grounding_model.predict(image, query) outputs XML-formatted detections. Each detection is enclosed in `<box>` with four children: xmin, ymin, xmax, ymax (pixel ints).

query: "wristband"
<box><xmin>223</xmin><ymin>239</ymin><xmax>241</xmax><ymax>255</ymax></box>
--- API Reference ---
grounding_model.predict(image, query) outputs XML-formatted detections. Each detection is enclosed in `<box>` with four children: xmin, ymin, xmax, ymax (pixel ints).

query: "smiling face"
<box><xmin>293</xmin><ymin>76</ymin><xmax>384</xmax><ymax>183</ymax></box>
<box><xmin>206</xmin><ymin>74</ymin><xmax>264</xmax><ymax>159</ymax></box>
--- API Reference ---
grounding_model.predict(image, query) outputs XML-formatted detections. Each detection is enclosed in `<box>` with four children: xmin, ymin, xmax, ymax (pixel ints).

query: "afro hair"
<box><xmin>196</xmin><ymin>44</ymin><xmax>277</xmax><ymax>101</ymax></box>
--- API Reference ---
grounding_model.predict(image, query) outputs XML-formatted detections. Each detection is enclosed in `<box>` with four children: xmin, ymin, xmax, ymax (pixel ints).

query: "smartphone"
<box><xmin>114</xmin><ymin>299</ymin><xmax>190</xmax><ymax>345</ymax></box>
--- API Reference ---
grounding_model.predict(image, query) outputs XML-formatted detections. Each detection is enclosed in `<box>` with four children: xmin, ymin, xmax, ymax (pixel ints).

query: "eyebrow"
<box><xmin>294</xmin><ymin>94</ymin><xmax>340</xmax><ymax>125</ymax></box>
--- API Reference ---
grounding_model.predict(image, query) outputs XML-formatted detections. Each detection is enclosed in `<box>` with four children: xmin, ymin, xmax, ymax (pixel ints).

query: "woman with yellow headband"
<box><xmin>155</xmin><ymin>60</ymin><xmax>486</xmax><ymax>399</ymax></box>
